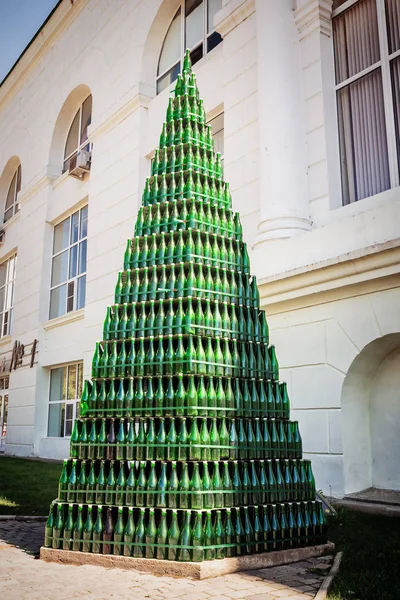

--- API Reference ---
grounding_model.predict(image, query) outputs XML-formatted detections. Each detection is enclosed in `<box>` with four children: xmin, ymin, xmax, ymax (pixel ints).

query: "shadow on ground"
<box><xmin>0</xmin><ymin>520</ymin><xmax>45</xmax><ymax>557</ymax></box>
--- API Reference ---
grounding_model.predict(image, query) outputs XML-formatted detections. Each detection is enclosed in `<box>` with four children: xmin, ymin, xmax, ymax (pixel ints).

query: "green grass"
<box><xmin>327</xmin><ymin>507</ymin><xmax>400</xmax><ymax>600</ymax></box>
<box><xmin>0</xmin><ymin>456</ymin><xmax>60</xmax><ymax>515</ymax></box>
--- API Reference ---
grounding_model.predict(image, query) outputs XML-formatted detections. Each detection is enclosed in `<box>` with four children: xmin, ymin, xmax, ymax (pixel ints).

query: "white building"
<box><xmin>0</xmin><ymin>0</ymin><xmax>399</xmax><ymax>498</ymax></box>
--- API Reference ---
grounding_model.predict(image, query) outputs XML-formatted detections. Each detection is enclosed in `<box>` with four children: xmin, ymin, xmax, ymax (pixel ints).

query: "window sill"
<box><xmin>0</xmin><ymin>335</ymin><xmax>12</xmax><ymax>347</ymax></box>
<box><xmin>43</xmin><ymin>308</ymin><xmax>84</xmax><ymax>331</ymax></box>
<box><xmin>2</xmin><ymin>211</ymin><xmax>20</xmax><ymax>230</ymax></box>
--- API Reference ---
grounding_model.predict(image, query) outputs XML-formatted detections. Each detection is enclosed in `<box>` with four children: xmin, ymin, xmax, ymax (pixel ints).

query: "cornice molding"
<box><xmin>258</xmin><ymin>240</ymin><xmax>400</xmax><ymax>313</ymax></box>
<box><xmin>88</xmin><ymin>86</ymin><xmax>153</xmax><ymax>143</ymax></box>
<box><xmin>295</xmin><ymin>0</ymin><xmax>333</xmax><ymax>39</ymax></box>
<box><xmin>214</xmin><ymin>0</ymin><xmax>255</xmax><ymax>38</ymax></box>
<box><xmin>0</xmin><ymin>0</ymin><xmax>90</xmax><ymax>108</ymax></box>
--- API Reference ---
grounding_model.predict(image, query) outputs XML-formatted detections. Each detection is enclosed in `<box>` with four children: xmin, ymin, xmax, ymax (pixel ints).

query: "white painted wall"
<box><xmin>0</xmin><ymin>0</ymin><xmax>398</xmax><ymax>496</ymax></box>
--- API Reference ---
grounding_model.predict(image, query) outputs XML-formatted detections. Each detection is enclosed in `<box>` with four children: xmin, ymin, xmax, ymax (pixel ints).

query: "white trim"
<box><xmin>332</xmin><ymin>0</ymin><xmax>361</xmax><ymax>18</ymax></box>
<box><xmin>42</xmin><ymin>307</ymin><xmax>84</xmax><ymax>331</ymax></box>
<box><xmin>376</xmin><ymin>0</ymin><xmax>400</xmax><ymax>189</ymax></box>
<box><xmin>0</xmin><ymin>335</ymin><xmax>12</xmax><ymax>348</ymax></box>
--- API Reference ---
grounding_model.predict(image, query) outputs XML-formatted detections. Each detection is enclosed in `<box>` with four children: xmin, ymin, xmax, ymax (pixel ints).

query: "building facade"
<box><xmin>0</xmin><ymin>0</ymin><xmax>399</xmax><ymax>498</ymax></box>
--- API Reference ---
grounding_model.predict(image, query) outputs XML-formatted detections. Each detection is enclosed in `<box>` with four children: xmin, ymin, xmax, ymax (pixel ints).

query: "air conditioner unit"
<box><xmin>69</xmin><ymin>150</ymin><xmax>91</xmax><ymax>179</ymax></box>
<box><xmin>0</xmin><ymin>230</ymin><xmax>5</xmax><ymax>245</ymax></box>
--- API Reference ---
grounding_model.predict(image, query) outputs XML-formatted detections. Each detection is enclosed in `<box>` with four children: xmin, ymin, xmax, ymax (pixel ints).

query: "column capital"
<box><xmin>294</xmin><ymin>0</ymin><xmax>333</xmax><ymax>40</ymax></box>
<box><xmin>214</xmin><ymin>0</ymin><xmax>255</xmax><ymax>38</ymax></box>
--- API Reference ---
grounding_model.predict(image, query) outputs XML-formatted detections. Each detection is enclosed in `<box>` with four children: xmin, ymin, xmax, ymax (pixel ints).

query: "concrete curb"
<box><xmin>0</xmin><ymin>515</ymin><xmax>47</xmax><ymax>522</ymax></box>
<box><xmin>314</xmin><ymin>551</ymin><xmax>342</xmax><ymax>600</ymax></box>
<box><xmin>40</xmin><ymin>541</ymin><xmax>335</xmax><ymax>579</ymax></box>
<box><xmin>335</xmin><ymin>499</ymin><xmax>400</xmax><ymax>518</ymax></box>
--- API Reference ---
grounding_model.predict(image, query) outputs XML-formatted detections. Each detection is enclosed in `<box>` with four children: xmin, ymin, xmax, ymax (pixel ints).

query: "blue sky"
<box><xmin>0</xmin><ymin>0</ymin><xmax>60</xmax><ymax>82</ymax></box>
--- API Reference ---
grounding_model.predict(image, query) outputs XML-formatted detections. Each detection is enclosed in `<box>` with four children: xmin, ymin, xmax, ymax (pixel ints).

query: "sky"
<box><xmin>0</xmin><ymin>0</ymin><xmax>60</xmax><ymax>82</ymax></box>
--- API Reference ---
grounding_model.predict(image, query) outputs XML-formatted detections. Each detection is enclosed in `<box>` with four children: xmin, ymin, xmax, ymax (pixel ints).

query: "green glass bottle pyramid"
<box><xmin>44</xmin><ymin>50</ymin><xmax>327</xmax><ymax>561</ymax></box>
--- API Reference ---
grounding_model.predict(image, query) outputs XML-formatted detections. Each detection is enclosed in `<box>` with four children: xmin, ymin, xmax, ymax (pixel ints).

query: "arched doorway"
<box><xmin>341</xmin><ymin>333</ymin><xmax>400</xmax><ymax>494</ymax></box>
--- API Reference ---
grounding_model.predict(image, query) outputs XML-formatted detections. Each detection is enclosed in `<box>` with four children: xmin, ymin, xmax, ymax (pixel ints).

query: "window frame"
<box><xmin>156</xmin><ymin>0</ymin><xmax>222</xmax><ymax>94</ymax></box>
<box><xmin>62</xmin><ymin>95</ymin><xmax>92</xmax><ymax>173</ymax></box>
<box><xmin>332</xmin><ymin>0</ymin><xmax>400</xmax><ymax>204</ymax></box>
<box><xmin>4</xmin><ymin>165</ymin><xmax>21</xmax><ymax>223</ymax></box>
<box><xmin>49</xmin><ymin>206</ymin><xmax>88</xmax><ymax>320</ymax></box>
<box><xmin>0</xmin><ymin>254</ymin><xmax>17</xmax><ymax>338</ymax></box>
<box><xmin>47</xmin><ymin>362</ymin><xmax>83</xmax><ymax>438</ymax></box>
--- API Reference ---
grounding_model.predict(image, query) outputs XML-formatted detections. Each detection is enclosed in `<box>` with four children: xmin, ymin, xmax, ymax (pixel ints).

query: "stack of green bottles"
<box><xmin>58</xmin><ymin>458</ymin><xmax>316</xmax><ymax>507</ymax></box>
<box><xmin>45</xmin><ymin>502</ymin><xmax>327</xmax><ymax>561</ymax></box>
<box><xmin>44</xmin><ymin>49</ymin><xmax>327</xmax><ymax>560</ymax></box>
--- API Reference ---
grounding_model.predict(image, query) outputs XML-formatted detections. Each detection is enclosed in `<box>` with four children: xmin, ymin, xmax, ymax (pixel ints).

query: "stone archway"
<box><xmin>341</xmin><ymin>333</ymin><xmax>400</xmax><ymax>495</ymax></box>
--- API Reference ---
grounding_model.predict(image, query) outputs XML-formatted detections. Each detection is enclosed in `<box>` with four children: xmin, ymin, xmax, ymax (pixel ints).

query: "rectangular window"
<box><xmin>0</xmin><ymin>254</ymin><xmax>17</xmax><ymax>337</ymax></box>
<box><xmin>50</xmin><ymin>206</ymin><xmax>88</xmax><ymax>319</ymax></box>
<box><xmin>333</xmin><ymin>0</ymin><xmax>400</xmax><ymax>205</ymax></box>
<box><xmin>48</xmin><ymin>363</ymin><xmax>83</xmax><ymax>437</ymax></box>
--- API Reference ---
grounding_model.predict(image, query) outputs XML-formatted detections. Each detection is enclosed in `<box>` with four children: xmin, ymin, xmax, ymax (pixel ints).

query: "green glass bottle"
<box><xmin>155</xmin><ymin>508</ymin><xmax>168</xmax><ymax>560</ymax></box>
<box><xmin>154</xmin><ymin>462</ymin><xmax>167</xmax><ymax>508</ymax></box>
<box><xmin>85</xmin><ymin>461</ymin><xmax>96</xmax><ymax>505</ymax></box>
<box><xmin>190</xmin><ymin>462</ymin><xmax>203</xmax><ymax>510</ymax></box>
<box><xmin>234</xmin><ymin>507</ymin><xmax>244</xmax><ymax>556</ymax></box>
<box><xmin>113</xmin><ymin>507</ymin><xmax>124</xmax><ymax>556</ymax></box>
<box><xmin>167</xmin><ymin>509</ymin><xmax>180</xmax><ymax>561</ymax></box>
<box><xmin>156</xmin><ymin>416</ymin><xmax>166</xmax><ymax>460</ymax></box>
<box><xmin>189</xmin><ymin>418</ymin><xmax>201</xmax><ymax>461</ymax></box>
<box><xmin>212</xmin><ymin>461</ymin><xmax>223</xmax><ymax>509</ymax></box>
<box><xmin>123</xmin><ymin>506</ymin><xmax>135</xmax><ymax>557</ymax></box>
<box><xmin>224</xmin><ymin>508</ymin><xmax>235</xmax><ymax>557</ymax></box>
<box><xmin>241</xmin><ymin>462</ymin><xmax>251</xmax><ymax>506</ymax></box>
<box><xmin>133</xmin><ymin>508</ymin><xmax>145</xmax><ymax>558</ymax></box>
<box><xmin>58</xmin><ymin>459</ymin><xmax>68</xmax><ymax>501</ymax></box>
<box><xmin>167</xmin><ymin>461</ymin><xmax>179</xmax><ymax>509</ymax></box>
<box><xmin>62</xmin><ymin>504</ymin><xmax>74</xmax><ymax>551</ymax></box>
<box><xmin>76</xmin><ymin>460</ymin><xmax>87</xmax><ymax>503</ymax></box>
<box><xmin>72</xmin><ymin>504</ymin><xmax>84</xmax><ymax>552</ymax></box>
<box><xmin>82</xmin><ymin>505</ymin><xmax>94</xmax><ymax>553</ymax></box>
<box><xmin>222</xmin><ymin>461</ymin><xmax>233</xmax><ymax>508</ymax></box>
<box><xmin>95</xmin><ymin>459</ymin><xmax>106</xmax><ymax>504</ymax></box>
<box><xmin>67</xmin><ymin>459</ymin><xmax>77</xmax><ymax>504</ymax></box>
<box><xmin>262</xmin><ymin>505</ymin><xmax>272</xmax><ymax>552</ymax></box>
<box><xmin>229</xmin><ymin>419</ymin><xmax>239</xmax><ymax>460</ymax></box>
<box><xmin>199</xmin><ymin>417</ymin><xmax>211</xmax><ymax>461</ymax></box>
<box><xmin>250</xmin><ymin>460</ymin><xmax>261</xmax><ymax>505</ymax></box>
<box><xmin>253</xmin><ymin>506</ymin><xmax>262</xmax><ymax>554</ymax></box>
<box><xmin>178</xmin><ymin>511</ymin><xmax>192</xmax><ymax>562</ymax></box>
<box><xmin>210</xmin><ymin>418</ymin><xmax>221</xmax><ymax>461</ymax></box>
<box><xmin>206</xmin><ymin>376</ymin><xmax>217</xmax><ymax>417</ymax></box>
<box><xmin>243</xmin><ymin>506</ymin><xmax>254</xmax><ymax>554</ymax></box>
<box><xmin>70</xmin><ymin>420</ymin><xmax>80</xmax><ymax>459</ymax></box>
<box><xmin>177</xmin><ymin>417</ymin><xmax>188</xmax><ymax>461</ymax></box>
<box><xmin>191</xmin><ymin>510</ymin><xmax>204</xmax><ymax>562</ymax></box>
<box><xmin>201</xmin><ymin>461</ymin><xmax>214</xmax><ymax>509</ymax></box>
<box><xmin>115</xmin><ymin>418</ymin><xmax>126</xmax><ymax>461</ymax></box>
<box><xmin>115</xmin><ymin>463</ymin><xmax>126</xmax><ymax>506</ymax></box>
<box><xmin>178</xmin><ymin>462</ymin><xmax>190</xmax><ymax>509</ymax></box>
<box><xmin>136</xmin><ymin>461</ymin><xmax>147</xmax><ymax>508</ymax></box>
<box><xmin>105</xmin><ymin>461</ymin><xmax>116</xmax><ymax>506</ymax></box>
<box><xmin>146</xmin><ymin>417</ymin><xmax>156</xmax><ymax>460</ymax></box>
<box><xmin>125</xmin><ymin>461</ymin><xmax>136</xmax><ymax>506</ymax></box>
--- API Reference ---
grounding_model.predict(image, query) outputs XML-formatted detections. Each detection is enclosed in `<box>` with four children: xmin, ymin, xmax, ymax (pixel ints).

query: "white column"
<box><xmin>253</xmin><ymin>0</ymin><xmax>311</xmax><ymax>246</ymax></box>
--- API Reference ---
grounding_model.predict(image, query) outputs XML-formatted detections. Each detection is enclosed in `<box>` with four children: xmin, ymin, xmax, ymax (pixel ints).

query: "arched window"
<box><xmin>157</xmin><ymin>0</ymin><xmax>222</xmax><ymax>94</ymax></box>
<box><xmin>4</xmin><ymin>165</ymin><xmax>21</xmax><ymax>223</ymax></box>
<box><xmin>63</xmin><ymin>95</ymin><xmax>92</xmax><ymax>173</ymax></box>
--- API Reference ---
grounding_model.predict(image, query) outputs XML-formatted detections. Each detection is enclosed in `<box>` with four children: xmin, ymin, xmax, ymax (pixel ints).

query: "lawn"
<box><xmin>327</xmin><ymin>507</ymin><xmax>400</xmax><ymax>600</ymax></box>
<box><xmin>0</xmin><ymin>456</ymin><xmax>60</xmax><ymax>515</ymax></box>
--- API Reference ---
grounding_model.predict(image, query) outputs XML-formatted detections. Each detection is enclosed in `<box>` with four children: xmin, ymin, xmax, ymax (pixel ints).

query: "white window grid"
<box><xmin>157</xmin><ymin>0</ymin><xmax>222</xmax><ymax>94</ymax></box>
<box><xmin>4</xmin><ymin>165</ymin><xmax>21</xmax><ymax>223</ymax></box>
<box><xmin>333</xmin><ymin>0</ymin><xmax>400</xmax><ymax>204</ymax></box>
<box><xmin>50</xmin><ymin>206</ymin><xmax>87</xmax><ymax>320</ymax></box>
<box><xmin>48</xmin><ymin>363</ymin><xmax>83</xmax><ymax>438</ymax></box>
<box><xmin>63</xmin><ymin>95</ymin><xmax>92</xmax><ymax>173</ymax></box>
<box><xmin>0</xmin><ymin>254</ymin><xmax>17</xmax><ymax>338</ymax></box>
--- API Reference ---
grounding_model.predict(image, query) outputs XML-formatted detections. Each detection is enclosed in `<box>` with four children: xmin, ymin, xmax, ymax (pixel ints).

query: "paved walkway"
<box><xmin>0</xmin><ymin>521</ymin><xmax>332</xmax><ymax>600</ymax></box>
